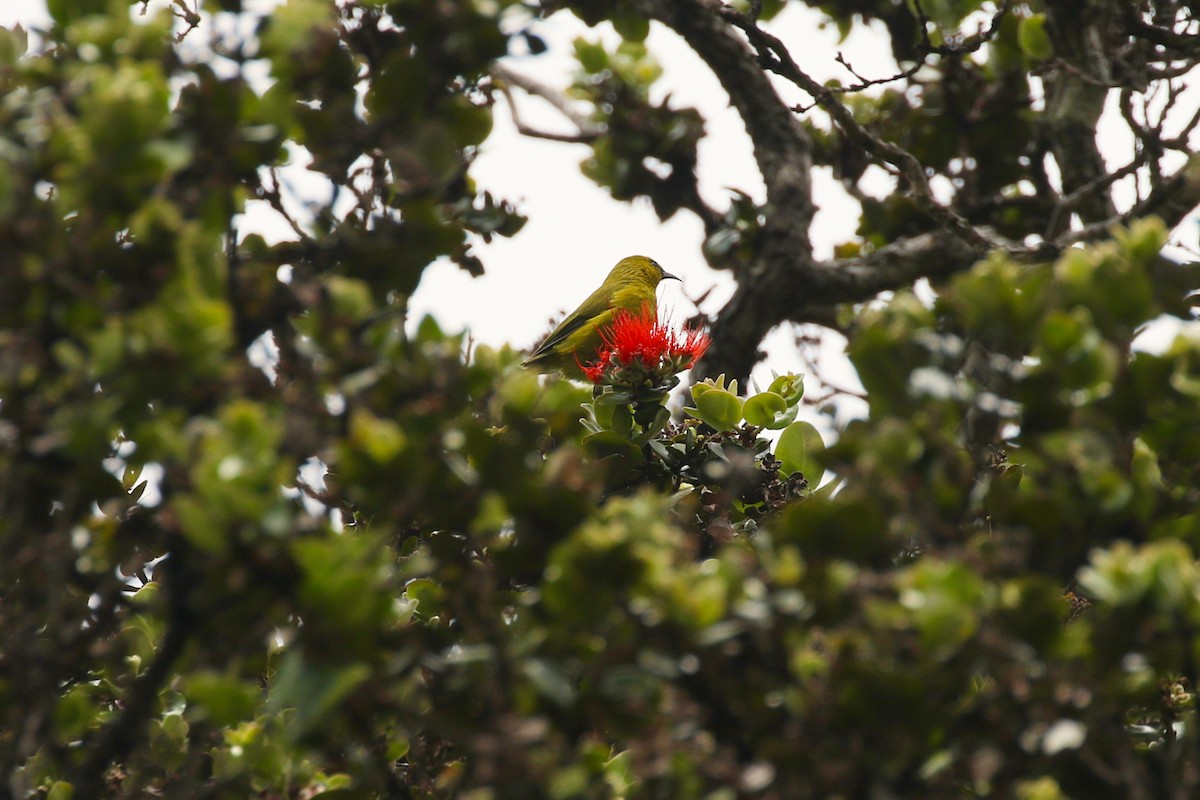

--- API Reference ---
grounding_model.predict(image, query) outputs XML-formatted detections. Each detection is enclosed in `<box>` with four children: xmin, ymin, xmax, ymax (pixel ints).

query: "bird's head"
<box><xmin>610</xmin><ymin>255</ymin><xmax>680</xmax><ymax>287</ymax></box>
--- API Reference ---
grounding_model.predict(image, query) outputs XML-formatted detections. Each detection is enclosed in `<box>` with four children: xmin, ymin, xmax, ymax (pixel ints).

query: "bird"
<box><xmin>522</xmin><ymin>255</ymin><xmax>680</xmax><ymax>377</ymax></box>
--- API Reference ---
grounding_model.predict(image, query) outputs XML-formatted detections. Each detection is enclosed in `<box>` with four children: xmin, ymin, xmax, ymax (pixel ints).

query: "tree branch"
<box><xmin>1040</xmin><ymin>1</ymin><xmax>1120</xmax><ymax>223</ymax></box>
<box><xmin>71</xmin><ymin>540</ymin><xmax>196</xmax><ymax>800</ymax></box>
<box><xmin>819</xmin><ymin>230</ymin><xmax>985</xmax><ymax>299</ymax></box>
<box><xmin>1062</xmin><ymin>156</ymin><xmax>1200</xmax><ymax>247</ymax></box>
<box><xmin>609</xmin><ymin>0</ymin><xmax>816</xmax><ymax>380</ymax></box>
<box><xmin>489</xmin><ymin>63</ymin><xmax>603</xmax><ymax>143</ymax></box>
<box><xmin>1046</xmin><ymin>155</ymin><xmax>1145</xmax><ymax>239</ymax></box>
<box><xmin>700</xmin><ymin>230</ymin><xmax>988</xmax><ymax>383</ymax></box>
<box><xmin>551</xmin><ymin>0</ymin><xmax>1197</xmax><ymax>386</ymax></box>
<box><xmin>1126</xmin><ymin>14</ymin><xmax>1200</xmax><ymax>57</ymax></box>
<box><xmin>722</xmin><ymin>8</ymin><xmax>1000</xmax><ymax>255</ymax></box>
<box><xmin>815</xmin><ymin>0</ymin><xmax>1012</xmax><ymax>96</ymax></box>
<box><xmin>492</xmin><ymin>59</ymin><xmax>722</xmax><ymax>227</ymax></box>
<box><xmin>630</xmin><ymin>0</ymin><xmax>814</xmax><ymax>228</ymax></box>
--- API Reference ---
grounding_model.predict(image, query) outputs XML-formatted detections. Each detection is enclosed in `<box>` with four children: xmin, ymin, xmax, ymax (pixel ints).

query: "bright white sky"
<box><xmin>3</xmin><ymin>1</ymin><xmax>1197</xmax><ymax>426</ymax></box>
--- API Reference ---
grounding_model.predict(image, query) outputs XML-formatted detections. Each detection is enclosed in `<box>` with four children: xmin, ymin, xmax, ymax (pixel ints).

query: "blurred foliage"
<box><xmin>570</xmin><ymin>36</ymin><xmax>706</xmax><ymax>221</ymax></box>
<box><xmin>3</xmin><ymin>2</ymin><xmax>1200</xmax><ymax>800</ymax></box>
<box><xmin>581</xmin><ymin>361</ymin><xmax>817</xmax><ymax>551</ymax></box>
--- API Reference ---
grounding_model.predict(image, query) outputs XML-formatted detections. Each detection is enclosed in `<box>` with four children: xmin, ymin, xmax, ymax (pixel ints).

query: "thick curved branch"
<box><xmin>604</xmin><ymin>0</ymin><xmax>1008</xmax><ymax>381</ymax></box>
<box><xmin>628</xmin><ymin>0</ymin><xmax>814</xmax><ymax>232</ymax></box>
<box><xmin>553</xmin><ymin>0</ymin><xmax>1197</xmax><ymax>386</ymax></box>
<box><xmin>700</xmin><ymin>231</ymin><xmax>987</xmax><ymax>383</ymax></box>
<box><xmin>1040</xmin><ymin>1</ymin><xmax>1120</xmax><ymax>223</ymax></box>
<box><xmin>609</xmin><ymin>0</ymin><xmax>816</xmax><ymax>380</ymax></box>
<box><xmin>1125</xmin><ymin>12</ymin><xmax>1200</xmax><ymax>57</ymax></box>
<box><xmin>819</xmin><ymin>231</ymin><xmax>985</xmax><ymax>298</ymax></box>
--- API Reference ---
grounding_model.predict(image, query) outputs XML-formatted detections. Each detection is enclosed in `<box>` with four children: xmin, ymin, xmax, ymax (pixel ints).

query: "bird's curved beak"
<box><xmin>662</xmin><ymin>271</ymin><xmax>681</xmax><ymax>281</ymax></box>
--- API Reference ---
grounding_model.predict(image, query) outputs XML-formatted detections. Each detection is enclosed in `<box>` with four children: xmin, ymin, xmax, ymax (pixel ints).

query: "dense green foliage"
<box><xmin>2</xmin><ymin>1</ymin><xmax>1200</xmax><ymax>798</ymax></box>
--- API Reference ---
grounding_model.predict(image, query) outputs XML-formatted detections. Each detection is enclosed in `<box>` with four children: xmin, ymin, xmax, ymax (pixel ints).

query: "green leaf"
<box><xmin>292</xmin><ymin>533</ymin><xmax>396</xmax><ymax>650</ymax></box>
<box><xmin>594</xmin><ymin>390</ymin><xmax>635</xmax><ymax>406</ymax></box>
<box><xmin>1017</xmin><ymin>14</ymin><xmax>1053</xmax><ymax>61</ymax></box>
<box><xmin>613</xmin><ymin>402</ymin><xmax>635</xmax><ymax>437</ymax></box>
<box><xmin>0</xmin><ymin>24</ymin><xmax>28</xmax><ymax>66</ymax></box>
<box><xmin>47</xmin><ymin>0</ymin><xmax>107</xmax><ymax>25</ymax></box>
<box><xmin>574</xmin><ymin>38</ymin><xmax>609</xmax><ymax>74</ymax></box>
<box><xmin>582</xmin><ymin>430</ymin><xmax>643</xmax><ymax>463</ymax></box>
<box><xmin>612</xmin><ymin>14</ymin><xmax>650</xmax><ymax>42</ymax></box>
<box><xmin>404</xmin><ymin>578</ymin><xmax>443</xmax><ymax>618</ymax></box>
<box><xmin>523</xmin><ymin>658</ymin><xmax>578</xmax><ymax>708</ymax></box>
<box><xmin>776</xmin><ymin>421</ymin><xmax>825</xmax><ymax>486</ymax></box>
<box><xmin>768</xmin><ymin>373</ymin><xmax>805</xmax><ymax>406</ymax></box>
<box><xmin>687</xmin><ymin>389</ymin><xmax>743</xmax><ymax>431</ymax></box>
<box><xmin>260</xmin><ymin>0</ymin><xmax>335</xmax><ymax>61</ymax></box>
<box><xmin>54</xmin><ymin>684</ymin><xmax>104</xmax><ymax>743</ymax></box>
<box><xmin>47</xmin><ymin>782</ymin><xmax>75</xmax><ymax>800</ymax></box>
<box><xmin>184</xmin><ymin>672</ymin><xmax>260</xmax><ymax>726</ymax></box>
<box><xmin>348</xmin><ymin>409</ymin><xmax>408</xmax><ymax>464</ymax></box>
<box><xmin>742</xmin><ymin>391</ymin><xmax>787</xmax><ymax>428</ymax></box>
<box><xmin>897</xmin><ymin>560</ymin><xmax>989</xmax><ymax>659</ymax></box>
<box><xmin>268</xmin><ymin>650</ymin><xmax>371</xmax><ymax>734</ymax></box>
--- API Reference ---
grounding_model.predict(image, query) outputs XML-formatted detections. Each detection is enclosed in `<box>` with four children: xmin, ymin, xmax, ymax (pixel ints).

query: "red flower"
<box><xmin>578</xmin><ymin>354</ymin><xmax>610</xmax><ymax>383</ymax></box>
<box><xmin>579</xmin><ymin>306</ymin><xmax>710</xmax><ymax>384</ymax></box>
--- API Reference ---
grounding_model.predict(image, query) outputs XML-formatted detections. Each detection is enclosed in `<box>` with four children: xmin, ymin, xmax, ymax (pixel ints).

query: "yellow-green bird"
<box><xmin>523</xmin><ymin>255</ymin><xmax>679</xmax><ymax>376</ymax></box>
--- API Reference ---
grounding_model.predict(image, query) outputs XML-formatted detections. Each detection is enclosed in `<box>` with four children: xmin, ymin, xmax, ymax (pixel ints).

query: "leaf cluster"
<box><xmin>570</xmin><ymin>37</ymin><xmax>707</xmax><ymax>220</ymax></box>
<box><xmin>4</xmin><ymin>2</ymin><xmax>1200</xmax><ymax>799</ymax></box>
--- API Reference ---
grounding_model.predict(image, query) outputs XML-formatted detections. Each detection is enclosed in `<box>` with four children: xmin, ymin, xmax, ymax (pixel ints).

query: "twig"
<box><xmin>1060</xmin><ymin>157</ymin><xmax>1200</xmax><ymax>247</ymax></box>
<box><xmin>793</xmin><ymin>329</ymin><xmax>867</xmax><ymax>403</ymax></box>
<box><xmin>490</xmin><ymin>63</ymin><xmax>603</xmax><ymax>144</ymax></box>
<box><xmin>257</xmin><ymin>168</ymin><xmax>311</xmax><ymax>242</ymax></box>
<box><xmin>829</xmin><ymin>51</ymin><xmax>924</xmax><ymax>95</ymax></box>
<box><xmin>726</xmin><ymin>15</ymin><xmax>999</xmax><ymax>252</ymax></box>
<box><xmin>806</xmin><ymin>0</ymin><xmax>1011</xmax><ymax>101</ymax></box>
<box><xmin>913</xmin><ymin>0</ymin><xmax>1014</xmax><ymax>58</ymax></box>
<box><xmin>295</xmin><ymin>475</ymin><xmax>334</xmax><ymax>507</ymax></box>
<box><xmin>1127</xmin><ymin>16</ymin><xmax>1200</xmax><ymax>55</ymax></box>
<box><xmin>71</xmin><ymin>557</ymin><xmax>194</xmax><ymax>800</ymax></box>
<box><xmin>1046</xmin><ymin>156</ymin><xmax>1145</xmax><ymax>239</ymax></box>
<box><xmin>1163</xmin><ymin>101</ymin><xmax>1200</xmax><ymax>151</ymax></box>
<box><xmin>170</xmin><ymin>0</ymin><xmax>202</xmax><ymax>42</ymax></box>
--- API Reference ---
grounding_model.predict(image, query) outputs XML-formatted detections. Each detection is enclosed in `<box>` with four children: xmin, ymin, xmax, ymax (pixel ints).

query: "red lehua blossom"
<box><xmin>675</xmin><ymin>325</ymin><xmax>711</xmax><ymax>366</ymax></box>
<box><xmin>580</xmin><ymin>306</ymin><xmax>710</xmax><ymax>383</ymax></box>
<box><xmin>578</xmin><ymin>350</ymin><xmax>611</xmax><ymax>383</ymax></box>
